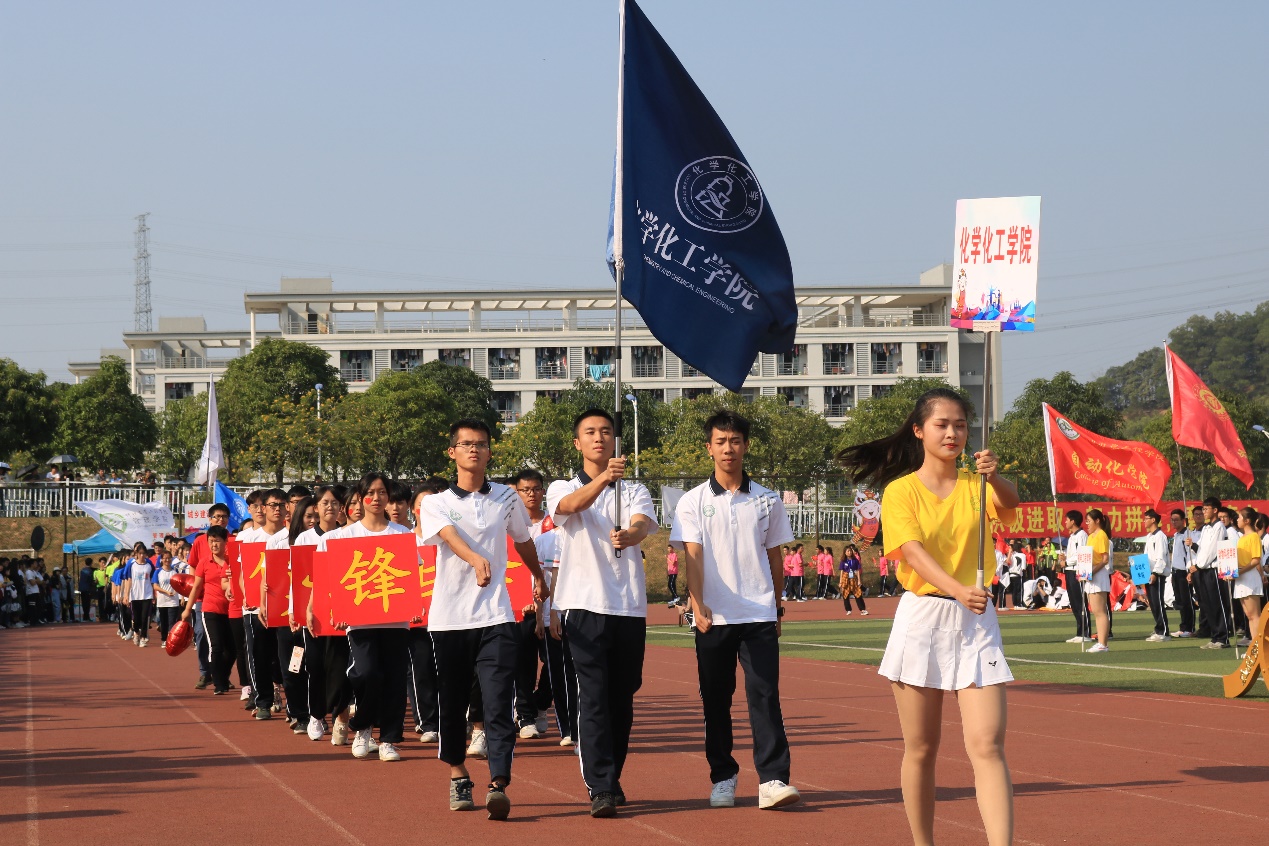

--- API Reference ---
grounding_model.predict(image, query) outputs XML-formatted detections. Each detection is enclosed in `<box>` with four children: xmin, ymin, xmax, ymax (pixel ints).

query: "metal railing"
<box><xmin>871</xmin><ymin>360</ymin><xmax>902</xmax><ymax>375</ymax></box>
<box><xmin>863</xmin><ymin>313</ymin><xmax>945</xmax><ymax>328</ymax></box>
<box><xmin>917</xmin><ymin>359</ymin><xmax>948</xmax><ymax>374</ymax></box>
<box><xmin>488</xmin><ymin>363</ymin><xmax>521</xmax><ymax>380</ymax></box>
<box><xmin>340</xmin><ymin>366</ymin><xmax>371</xmax><ymax>382</ymax></box>
<box><xmin>535</xmin><ymin>362</ymin><xmax>568</xmax><ymax>380</ymax></box>
<box><xmin>777</xmin><ymin>361</ymin><xmax>808</xmax><ymax>376</ymax></box>
<box><xmin>632</xmin><ymin>362</ymin><xmax>662</xmax><ymax>378</ymax></box>
<box><xmin>823</xmin><ymin>404</ymin><xmax>854</xmax><ymax>417</ymax></box>
<box><xmin>498</xmin><ymin>409</ymin><xmax>521</xmax><ymax>424</ymax></box>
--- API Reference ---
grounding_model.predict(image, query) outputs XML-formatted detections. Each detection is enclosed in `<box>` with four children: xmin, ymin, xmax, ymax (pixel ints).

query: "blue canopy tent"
<box><xmin>70</xmin><ymin>529</ymin><xmax>125</xmax><ymax>555</ymax></box>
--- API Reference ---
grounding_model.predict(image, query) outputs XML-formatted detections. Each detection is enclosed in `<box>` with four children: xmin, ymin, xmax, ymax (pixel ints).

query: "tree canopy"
<box><xmin>52</xmin><ymin>356</ymin><xmax>157</xmax><ymax>472</ymax></box>
<box><xmin>0</xmin><ymin>358</ymin><xmax>57</xmax><ymax>461</ymax></box>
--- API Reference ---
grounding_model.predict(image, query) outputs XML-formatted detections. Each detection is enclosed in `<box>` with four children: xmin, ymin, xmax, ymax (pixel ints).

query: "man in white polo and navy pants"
<box><xmin>673</xmin><ymin>409</ymin><xmax>800</xmax><ymax>811</ymax></box>
<box><xmin>547</xmin><ymin>408</ymin><xmax>657</xmax><ymax>819</ymax></box>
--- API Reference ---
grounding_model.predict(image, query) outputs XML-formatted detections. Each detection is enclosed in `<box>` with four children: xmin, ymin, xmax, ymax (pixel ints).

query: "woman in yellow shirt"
<box><xmin>839</xmin><ymin>387</ymin><xmax>1018</xmax><ymax>846</ymax></box>
<box><xmin>1084</xmin><ymin>509</ymin><xmax>1113</xmax><ymax>653</ymax></box>
<box><xmin>1234</xmin><ymin>508</ymin><xmax>1264</xmax><ymax>642</ymax></box>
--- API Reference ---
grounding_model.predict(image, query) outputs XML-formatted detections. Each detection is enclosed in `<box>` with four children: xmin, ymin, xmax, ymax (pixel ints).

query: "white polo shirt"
<box><xmin>236</xmin><ymin>525</ymin><xmax>267</xmax><ymax>544</ymax></box>
<box><xmin>670</xmin><ymin>474</ymin><xmax>792</xmax><ymax>626</ymax></box>
<box><xmin>1144</xmin><ymin>529</ymin><xmax>1168</xmax><ymax>575</ymax></box>
<box><xmin>1064</xmin><ymin>529</ymin><xmax>1088</xmax><ymax>568</ymax></box>
<box><xmin>317</xmin><ymin>519</ymin><xmax>414</xmax><ymax>631</ymax></box>
<box><xmin>416</xmin><ymin>480</ymin><xmax>532</xmax><ymax>633</ymax></box>
<box><xmin>546</xmin><ymin>472</ymin><xmax>658</xmax><ymax>618</ymax></box>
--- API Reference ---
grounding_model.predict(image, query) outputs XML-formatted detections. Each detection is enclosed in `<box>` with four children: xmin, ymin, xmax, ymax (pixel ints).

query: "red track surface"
<box><xmin>3</xmin><ymin>622</ymin><xmax>1265</xmax><ymax>846</ymax></box>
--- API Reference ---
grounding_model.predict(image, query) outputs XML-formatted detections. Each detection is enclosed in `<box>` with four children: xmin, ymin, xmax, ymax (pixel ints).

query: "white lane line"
<box><xmin>105</xmin><ymin>645</ymin><xmax>366</xmax><ymax>846</ymax></box>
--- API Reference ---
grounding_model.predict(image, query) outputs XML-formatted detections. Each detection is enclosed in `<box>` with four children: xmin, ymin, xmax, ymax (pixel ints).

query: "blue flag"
<box><xmin>214</xmin><ymin>481</ymin><xmax>251</xmax><ymax>532</ymax></box>
<box><xmin>608</xmin><ymin>0</ymin><xmax>797</xmax><ymax>393</ymax></box>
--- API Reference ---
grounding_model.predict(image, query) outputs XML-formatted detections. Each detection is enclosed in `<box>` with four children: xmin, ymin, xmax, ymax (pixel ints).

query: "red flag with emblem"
<box><xmin>1165</xmin><ymin>346</ymin><xmax>1254</xmax><ymax>489</ymax></box>
<box><xmin>1042</xmin><ymin>403</ymin><xmax>1171</xmax><ymax>504</ymax></box>
<box><xmin>505</xmin><ymin>535</ymin><xmax>536</xmax><ymax>622</ymax></box>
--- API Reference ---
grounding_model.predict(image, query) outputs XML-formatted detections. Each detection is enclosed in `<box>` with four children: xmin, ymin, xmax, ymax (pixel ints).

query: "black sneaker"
<box><xmin>486</xmin><ymin>784</ymin><xmax>511</xmax><ymax>820</ymax></box>
<box><xmin>590</xmin><ymin>792</ymin><xmax>618</xmax><ymax>818</ymax></box>
<box><xmin>450</xmin><ymin>778</ymin><xmax>475</xmax><ymax>811</ymax></box>
<box><xmin>614</xmin><ymin>785</ymin><xmax>626</xmax><ymax>806</ymax></box>
<box><xmin>254</xmin><ymin>707</ymin><xmax>272</xmax><ymax>721</ymax></box>
<box><xmin>194</xmin><ymin>675</ymin><xmax>211</xmax><ymax>690</ymax></box>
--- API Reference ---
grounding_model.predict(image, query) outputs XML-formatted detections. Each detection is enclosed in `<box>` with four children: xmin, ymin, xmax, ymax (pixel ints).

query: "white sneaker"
<box><xmin>535</xmin><ymin>711</ymin><xmax>550</xmax><ymax>734</ymax></box>
<box><xmin>352</xmin><ymin>728</ymin><xmax>374</xmax><ymax>759</ymax></box>
<box><xmin>844</xmin><ymin>610</ymin><xmax>852</xmax><ymax>616</ymax></box>
<box><xmin>132</xmin><ymin>632</ymin><xmax>139</xmax><ymax>644</ymax></box>
<box><xmin>1145</xmin><ymin>633</ymin><xmax>1170</xmax><ymax>643</ymax></box>
<box><xmin>331</xmin><ymin>717</ymin><xmax>350</xmax><ymax>746</ymax></box>
<box><xmin>519</xmin><ymin>722</ymin><xmax>542</xmax><ymax>739</ymax></box>
<box><xmin>1087</xmin><ymin>643</ymin><xmax>1110</xmax><ymax>653</ymax></box>
<box><xmin>306</xmin><ymin>717</ymin><xmax>326</xmax><ymax>741</ymax></box>
<box><xmin>1065</xmin><ymin>636</ymin><xmax>1084</xmax><ymax>643</ymax></box>
<box><xmin>467</xmin><ymin>728</ymin><xmax>488</xmax><ymax>759</ymax></box>
<box><xmin>1238</xmin><ymin>637</ymin><xmax>1252</xmax><ymax>647</ymax></box>
<box><xmin>559</xmin><ymin>736</ymin><xmax>575</xmax><ymax>747</ymax></box>
<box><xmin>419</xmin><ymin>730</ymin><xmax>439</xmax><ymax>743</ymax></box>
<box><xmin>710</xmin><ymin>775</ymin><xmax>737</xmax><ymax>808</ymax></box>
<box><xmin>758</xmin><ymin>780</ymin><xmax>801</xmax><ymax>810</ymax></box>
<box><xmin>240</xmin><ymin>685</ymin><xmax>253</xmax><ymax>702</ymax></box>
<box><xmin>861</xmin><ymin>611</ymin><xmax>869</xmax><ymax>616</ymax></box>
<box><xmin>139</xmin><ymin>638</ymin><xmax>148</xmax><ymax>648</ymax></box>
<box><xmin>378</xmin><ymin>742</ymin><xmax>401</xmax><ymax>762</ymax></box>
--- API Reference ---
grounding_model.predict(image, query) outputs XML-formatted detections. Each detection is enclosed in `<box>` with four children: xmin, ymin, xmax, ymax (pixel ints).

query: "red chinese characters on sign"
<box><xmin>959</xmin><ymin>225</ymin><xmax>1034</xmax><ymax>265</ymax></box>
<box><xmin>262</xmin><ymin>549</ymin><xmax>292</xmax><ymax>628</ymax></box>
<box><xmin>326</xmin><ymin>534</ymin><xmax>421</xmax><ymax>627</ymax></box>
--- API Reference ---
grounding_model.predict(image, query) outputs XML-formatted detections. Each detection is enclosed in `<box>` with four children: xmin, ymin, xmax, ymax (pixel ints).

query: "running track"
<box><xmin>2</xmin><ymin>623</ymin><xmax>1264</xmax><ymax>846</ymax></box>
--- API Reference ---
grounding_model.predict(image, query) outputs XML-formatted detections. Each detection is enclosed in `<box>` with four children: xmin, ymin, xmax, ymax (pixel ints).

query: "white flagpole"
<box><xmin>611</xmin><ymin>0</ymin><xmax>627</xmax><ymax>557</ymax></box>
<box><xmin>975</xmin><ymin>332</ymin><xmax>994</xmax><ymax>592</ymax></box>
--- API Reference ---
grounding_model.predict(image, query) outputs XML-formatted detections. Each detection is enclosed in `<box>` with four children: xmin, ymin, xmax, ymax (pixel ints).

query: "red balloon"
<box><xmin>169</xmin><ymin>573</ymin><xmax>202</xmax><ymax>600</ymax></box>
<box><xmin>165</xmin><ymin>619</ymin><xmax>194</xmax><ymax>657</ymax></box>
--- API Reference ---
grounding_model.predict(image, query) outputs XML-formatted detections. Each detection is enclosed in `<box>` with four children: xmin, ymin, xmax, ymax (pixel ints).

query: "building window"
<box><xmin>165</xmin><ymin>382</ymin><xmax>195</xmax><ymax>401</ymax></box>
<box><xmin>682</xmin><ymin>387</ymin><xmax>714</xmax><ymax>400</ymax></box>
<box><xmin>488</xmin><ymin>348</ymin><xmax>520</xmax><ymax>380</ymax></box>
<box><xmin>871</xmin><ymin>343</ymin><xmax>902</xmax><ymax>375</ymax></box>
<box><xmin>492</xmin><ymin>391</ymin><xmax>521</xmax><ymax>424</ymax></box>
<box><xmin>777</xmin><ymin>386</ymin><xmax>808</xmax><ymax>408</ymax></box>
<box><xmin>872</xmin><ymin>384</ymin><xmax>892</xmax><ymax>399</ymax></box>
<box><xmin>540</xmin><ymin>389</ymin><xmax>565</xmax><ymax>402</ymax></box>
<box><xmin>823</xmin><ymin>386</ymin><xmax>854</xmax><ymax>417</ymax></box>
<box><xmin>536</xmin><ymin>347</ymin><xmax>568</xmax><ymax>380</ymax></box>
<box><xmin>340</xmin><ymin>350</ymin><xmax>372</xmax><ymax>382</ymax></box>
<box><xmin>585</xmin><ymin>346</ymin><xmax>615</xmax><ymax>380</ymax></box>
<box><xmin>438</xmin><ymin>348</ymin><xmax>471</xmax><ymax>369</ymax></box>
<box><xmin>683</xmin><ymin>363</ymin><xmax>705</xmax><ymax>378</ymax></box>
<box><xmin>391</xmin><ymin>349</ymin><xmax>423</xmax><ymax>371</ymax></box>
<box><xmin>737</xmin><ymin>388</ymin><xmax>758</xmax><ymax>403</ymax></box>
<box><xmin>631</xmin><ymin>346</ymin><xmax>662</xmax><ymax>378</ymax></box>
<box><xmin>917</xmin><ymin>342</ymin><xmax>948</xmax><ymax>374</ymax></box>
<box><xmin>777</xmin><ymin>345</ymin><xmax>807</xmax><ymax>376</ymax></box>
<box><xmin>634</xmin><ymin>388</ymin><xmax>664</xmax><ymax>403</ymax></box>
<box><xmin>823</xmin><ymin>343</ymin><xmax>854</xmax><ymax>375</ymax></box>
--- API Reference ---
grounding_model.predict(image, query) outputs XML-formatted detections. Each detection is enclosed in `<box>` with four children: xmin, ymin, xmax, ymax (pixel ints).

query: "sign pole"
<box><xmin>975</xmin><ymin>331</ymin><xmax>994</xmax><ymax>593</ymax></box>
<box><xmin>610</xmin><ymin>0</ymin><xmax>627</xmax><ymax>559</ymax></box>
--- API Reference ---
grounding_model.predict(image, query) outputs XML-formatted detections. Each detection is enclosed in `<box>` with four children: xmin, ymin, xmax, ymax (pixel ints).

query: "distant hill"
<box><xmin>1094</xmin><ymin>302</ymin><xmax>1269</xmax><ymax>414</ymax></box>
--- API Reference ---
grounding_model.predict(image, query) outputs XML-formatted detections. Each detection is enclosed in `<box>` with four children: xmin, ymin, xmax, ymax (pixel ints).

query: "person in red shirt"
<box><xmin>181</xmin><ymin>525</ymin><xmax>236</xmax><ymax>694</ymax></box>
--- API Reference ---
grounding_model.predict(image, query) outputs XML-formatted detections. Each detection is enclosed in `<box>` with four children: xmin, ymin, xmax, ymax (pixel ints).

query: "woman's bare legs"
<box><xmin>891</xmin><ymin>682</ymin><xmax>944</xmax><ymax>845</ymax></box>
<box><xmin>957</xmin><ymin>683</ymin><xmax>1013</xmax><ymax>845</ymax></box>
<box><xmin>1088</xmin><ymin>592</ymin><xmax>1110</xmax><ymax>646</ymax></box>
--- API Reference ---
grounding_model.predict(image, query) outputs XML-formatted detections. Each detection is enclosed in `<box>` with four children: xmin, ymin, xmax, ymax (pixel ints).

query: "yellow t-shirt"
<box><xmin>1238</xmin><ymin>531</ymin><xmax>1262</xmax><ymax>571</ymax></box>
<box><xmin>881</xmin><ymin>470</ymin><xmax>1017</xmax><ymax>595</ymax></box>
<box><xmin>1088</xmin><ymin>529</ymin><xmax>1109</xmax><ymax>568</ymax></box>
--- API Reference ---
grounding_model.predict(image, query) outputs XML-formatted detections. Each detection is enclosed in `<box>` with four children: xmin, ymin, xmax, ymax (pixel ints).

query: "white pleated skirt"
<box><xmin>879</xmin><ymin>592</ymin><xmax>1013</xmax><ymax>690</ymax></box>
<box><xmin>1234</xmin><ymin>567</ymin><xmax>1264</xmax><ymax>599</ymax></box>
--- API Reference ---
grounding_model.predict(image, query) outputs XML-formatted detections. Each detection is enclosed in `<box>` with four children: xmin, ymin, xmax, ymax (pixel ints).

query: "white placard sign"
<box><xmin>1074</xmin><ymin>546</ymin><xmax>1093</xmax><ymax>583</ymax></box>
<box><xmin>184</xmin><ymin>503</ymin><xmax>212</xmax><ymax>532</ymax></box>
<box><xmin>1216</xmin><ymin>540</ymin><xmax>1240</xmax><ymax>580</ymax></box>
<box><xmin>951</xmin><ymin>196</ymin><xmax>1041</xmax><ymax>332</ymax></box>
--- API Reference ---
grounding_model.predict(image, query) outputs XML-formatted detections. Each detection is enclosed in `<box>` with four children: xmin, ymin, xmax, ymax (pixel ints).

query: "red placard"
<box><xmin>225</xmin><ymin>540</ymin><xmax>242</xmax><ymax>614</ymax></box>
<box><xmin>262</xmin><ymin>549</ymin><xmax>292</xmax><ymax>628</ymax></box>
<box><xmin>505</xmin><ymin>535</ymin><xmax>535</xmax><ymax>622</ymax></box>
<box><xmin>326</xmin><ymin>533</ymin><xmax>421</xmax><ymax>627</ymax></box>
<box><xmin>291</xmin><ymin>546</ymin><xmax>315</xmax><ymax>630</ymax></box>
<box><xmin>410</xmin><ymin>545</ymin><xmax>437</xmax><ymax>630</ymax></box>
<box><xmin>238</xmin><ymin>542</ymin><xmax>267</xmax><ymax>610</ymax></box>
<box><xmin>310</xmin><ymin>550</ymin><xmax>335</xmax><ymax>636</ymax></box>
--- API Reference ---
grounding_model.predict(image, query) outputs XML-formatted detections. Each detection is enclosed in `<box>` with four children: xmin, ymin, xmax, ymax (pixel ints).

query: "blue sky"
<box><xmin>2</xmin><ymin>0</ymin><xmax>1265</xmax><ymax>406</ymax></box>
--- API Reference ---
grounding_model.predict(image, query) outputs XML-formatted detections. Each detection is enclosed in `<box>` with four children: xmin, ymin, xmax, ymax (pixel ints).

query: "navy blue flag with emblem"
<box><xmin>607</xmin><ymin>0</ymin><xmax>797</xmax><ymax>393</ymax></box>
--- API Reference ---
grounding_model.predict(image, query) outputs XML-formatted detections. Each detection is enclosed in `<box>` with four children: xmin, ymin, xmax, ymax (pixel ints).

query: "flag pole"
<box><xmin>975</xmin><ymin>331</ymin><xmax>994</xmax><ymax>593</ymax></box>
<box><xmin>611</xmin><ymin>0</ymin><xmax>627</xmax><ymax>558</ymax></box>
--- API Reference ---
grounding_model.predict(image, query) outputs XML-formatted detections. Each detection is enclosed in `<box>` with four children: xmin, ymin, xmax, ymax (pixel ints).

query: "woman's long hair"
<box><xmin>837</xmin><ymin>388</ymin><xmax>973</xmax><ymax>488</ymax></box>
<box><xmin>1087</xmin><ymin>508</ymin><xmax>1113</xmax><ymax>540</ymax></box>
<box><xmin>288</xmin><ymin>495</ymin><xmax>316</xmax><ymax>545</ymax></box>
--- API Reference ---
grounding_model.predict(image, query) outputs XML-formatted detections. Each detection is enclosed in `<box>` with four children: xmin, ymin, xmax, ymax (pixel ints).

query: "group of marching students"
<box><xmin>1056</xmin><ymin>499</ymin><xmax>1269</xmax><ymax>652</ymax></box>
<box><xmin>98</xmin><ymin>390</ymin><xmax>1020</xmax><ymax>844</ymax></box>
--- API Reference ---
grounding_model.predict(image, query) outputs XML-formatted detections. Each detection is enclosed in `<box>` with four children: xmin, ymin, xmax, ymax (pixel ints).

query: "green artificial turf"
<box><xmin>648</xmin><ymin>610</ymin><xmax>1268</xmax><ymax>700</ymax></box>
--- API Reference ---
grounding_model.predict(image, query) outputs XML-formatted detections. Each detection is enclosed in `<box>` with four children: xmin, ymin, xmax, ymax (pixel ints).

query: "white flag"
<box><xmin>76</xmin><ymin>499</ymin><xmax>177</xmax><ymax>547</ymax></box>
<box><xmin>193</xmin><ymin>380</ymin><xmax>223</xmax><ymax>485</ymax></box>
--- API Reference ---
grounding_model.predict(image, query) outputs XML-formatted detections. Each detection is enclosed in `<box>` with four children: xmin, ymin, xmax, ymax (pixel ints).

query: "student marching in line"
<box><xmin>266</xmin><ymin>495</ymin><xmax>314</xmax><ymax>736</ymax></box>
<box><xmin>407</xmin><ymin>478</ymin><xmax>447</xmax><ymax>745</ymax></box>
<box><xmin>1234</xmin><ymin>508</ymin><xmax>1264</xmax><ymax>643</ymax></box>
<box><xmin>188</xmin><ymin>504</ymin><xmax>232</xmax><ymax>689</ymax></box>
<box><xmin>1084</xmin><ymin>509</ymin><xmax>1114</xmax><ymax>653</ymax></box>
<box><xmin>1059</xmin><ymin>511</ymin><xmax>1091</xmax><ymax>644</ymax></box>
<box><xmin>300</xmin><ymin>484</ymin><xmax>354</xmax><ymax>745</ymax></box>
<box><xmin>1142</xmin><ymin>510</ymin><xmax>1171</xmax><ymax>642</ymax></box>
<box><xmin>547</xmin><ymin>408</ymin><xmax>658</xmax><ymax>818</ymax></box>
<box><xmin>241</xmin><ymin>488</ymin><xmax>289</xmax><ymax>720</ymax></box>
<box><xmin>673</xmin><ymin>409</ymin><xmax>800</xmax><ymax>811</ymax></box>
<box><xmin>318</xmin><ymin>473</ymin><xmax>414</xmax><ymax>763</ymax></box>
<box><xmin>838</xmin><ymin>387</ymin><xmax>1018</xmax><ymax>846</ymax></box>
<box><xmin>508</xmin><ymin>468</ymin><xmax>550</xmax><ymax>740</ymax></box>
<box><xmin>417</xmin><ymin>419</ymin><xmax>548</xmax><ymax>820</ymax></box>
<box><xmin>112</xmin><ymin>548</ymin><xmax>133</xmax><ymax>639</ymax></box>
<box><xmin>155</xmin><ymin>552</ymin><xmax>182</xmax><ymax>643</ymax></box>
<box><xmin>181</xmin><ymin>525</ymin><xmax>236</xmax><ymax>695</ymax></box>
<box><xmin>122</xmin><ymin>543</ymin><xmax>155</xmax><ymax>647</ymax></box>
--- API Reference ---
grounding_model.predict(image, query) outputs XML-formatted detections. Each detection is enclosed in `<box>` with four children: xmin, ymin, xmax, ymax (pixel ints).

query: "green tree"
<box><xmin>835</xmin><ymin>377</ymin><xmax>973</xmax><ymax>455</ymax></box>
<box><xmin>52</xmin><ymin>356</ymin><xmax>158</xmax><ymax>472</ymax></box>
<box><xmin>326</xmin><ymin>371</ymin><xmax>456</xmax><ymax>480</ymax></box>
<box><xmin>1130</xmin><ymin>395</ymin><xmax>1269</xmax><ymax>501</ymax></box>
<box><xmin>991</xmin><ymin>372</ymin><xmax>1123</xmax><ymax>501</ymax></box>
<box><xmin>411</xmin><ymin>360</ymin><xmax>500</xmax><ymax>437</ymax></box>
<box><xmin>0</xmin><ymin>358</ymin><xmax>57</xmax><ymax>460</ymax></box>
<box><xmin>152</xmin><ymin>393</ymin><xmax>209</xmax><ymax>480</ymax></box>
<box><xmin>217</xmin><ymin>338</ymin><xmax>344</xmax><ymax>474</ymax></box>
<box><xmin>241</xmin><ymin>392</ymin><xmax>326</xmax><ymax>485</ymax></box>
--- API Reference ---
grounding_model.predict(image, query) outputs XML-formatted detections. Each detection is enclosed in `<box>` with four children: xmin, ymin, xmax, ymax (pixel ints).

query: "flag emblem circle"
<box><xmin>1197</xmin><ymin>387</ymin><xmax>1227</xmax><ymax>417</ymax></box>
<box><xmin>675</xmin><ymin>156</ymin><xmax>763</xmax><ymax>233</ymax></box>
<box><xmin>1056</xmin><ymin>418</ymin><xmax>1080</xmax><ymax>440</ymax></box>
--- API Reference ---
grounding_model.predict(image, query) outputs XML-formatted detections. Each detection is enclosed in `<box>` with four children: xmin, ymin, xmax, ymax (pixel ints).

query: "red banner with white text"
<box><xmin>989</xmin><ymin>500</ymin><xmax>1269</xmax><ymax>539</ymax></box>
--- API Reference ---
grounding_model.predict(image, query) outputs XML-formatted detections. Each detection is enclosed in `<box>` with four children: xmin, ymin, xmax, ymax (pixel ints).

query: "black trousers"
<box><xmin>667</xmin><ymin>574</ymin><xmax>678</xmax><ymax>599</ymax></box>
<box><xmin>79</xmin><ymin>590</ymin><xmax>93</xmax><ymax>622</ymax></box>
<box><xmin>346</xmin><ymin>628</ymin><xmax>409</xmax><ymax>744</ymax></box>
<box><xmin>229</xmin><ymin>616</ymin><xmax>250</xmax><ymax>688</ymax></box>
<box><xmin>1194</xmin><ymin>569</ymin><xmax>1230</xmax><ymax>645</ymax></box>
<box><xmin>1146</xmin><ymin>577</ymin><xmax>1170</xmax><ymax>636</ymax></box>
<box><xmin>194</xmin><ymin>604</ymin><xmax>211</xmax><ymax>676</ymax></box>
<box><xmin>432</xmin><ymin>623</ymin><xmax>519</xmax><ymax>782</ymax></box>
<box><xmin>157</xmin><ymin>606</ymin><xmax>180</xmax><ymax>642</ymax></box>
<box><xmin>302</xmin><ymin>629</ymin><xmax>328</xmax><ymax>720</ymax></box>
<box><xmin>116</xmin><ymin>599</ymin><xmax>131</xmax><ymax>635</ymax></box>
<box><xmin>514</xmin><ymin>614</ymin><xmax>542</xmax><ymax>725</ymax></box>
<box><xmin>541</xmin><ymin>626</ymin><xmax>577</xmax><ymax>739</ymax></box>
<box><xmin>816</xmin><ymin>574</ymin><xmax>831</xmax><ymax>598</ymax></box>
<box><xmin>406</xmin><ymin>627</ymin><xmax>439</xmax><ymax>733</ymax></box>
<box><xmin>843</xmin><ymin>592</ymin><xmax>866</xmax><ymax>613</ymax></box>
<box><xmin>1064</xmin><ymin>570</ymin><xmax>1090</xmax><ymax>638</ymax></box>
<box><xmin>565</xmin><ymin>610</ymin><xmax>645</xmax><ymax>796</ymax></box>
<box><xmin>244</xmin><ymin>614</ymin><xmax>278</xmax><ymax>709</ymax></box>
<box><xmin>276</xmin><ymin>626</ymin><xmax>309</xmax><ymax>723</ymax></box>
<box><xmin>695</xmin><ymin>621</ymin><xmax>791</xmax><ymax>784</ymax></box>
<box><xmin>202</xmin><ymin>610</ymin><xmax>234</xmax><ymax>692</ymax></box>
<box><xmin>98</xmin><ymin>587</ymin><xmax>109</xmax><ymax>622</ymax></box>
<box><xmin>323</xmin><ymin>633</ymin><xmax>354</xmax><ymax>718</ymax></box>
<box><xmin>130</xmin><ymin>599</ymin><xmax>152</xmax><ymax>638</ymax></box>
<box><xmin>1171</xmin><ymin>570</ymin><xmax>1196</xmax><ymax>634</ymax></box>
